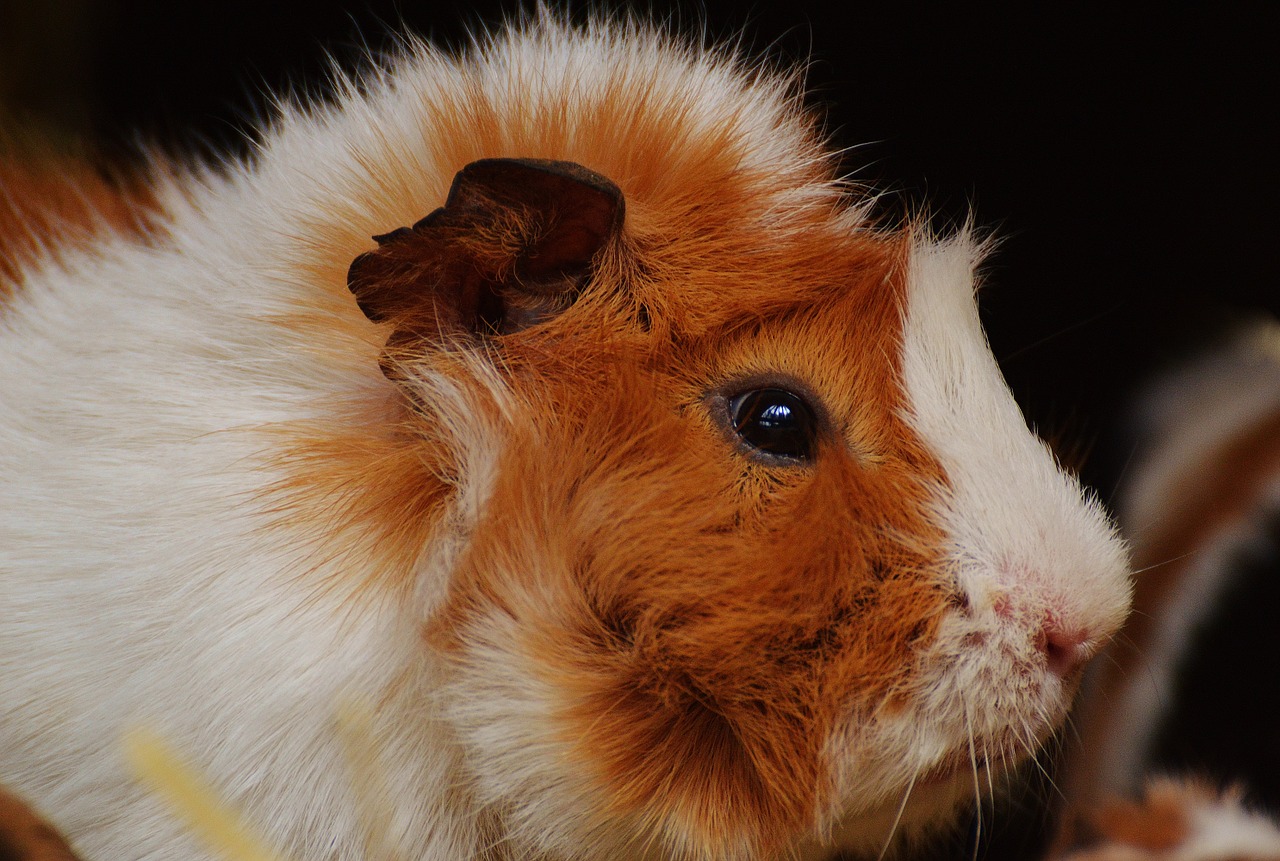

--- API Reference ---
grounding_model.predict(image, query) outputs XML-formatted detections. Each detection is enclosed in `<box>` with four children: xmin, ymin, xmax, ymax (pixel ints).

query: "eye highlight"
<box><xmin>727</xmin><ymin>387</ymin><xmax>818</xmax><ymax>462</ymax></box>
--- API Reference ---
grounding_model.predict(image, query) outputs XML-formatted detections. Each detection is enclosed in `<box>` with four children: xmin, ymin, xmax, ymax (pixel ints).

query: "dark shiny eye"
<box><xmin>728</xmin><ymin>388</ymin><xmax>818</xmax><ymax>461</ymax></box>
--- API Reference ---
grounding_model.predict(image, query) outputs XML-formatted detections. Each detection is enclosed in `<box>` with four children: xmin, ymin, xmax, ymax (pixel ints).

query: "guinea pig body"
<box><xmin>0</xmin><ymin>17</ymin><xmax>1130</xmax><ymax>861</ymax></box>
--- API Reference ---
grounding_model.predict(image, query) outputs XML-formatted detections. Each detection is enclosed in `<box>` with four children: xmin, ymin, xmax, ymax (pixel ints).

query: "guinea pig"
<box><xmin>0</xmin><ymin>14</ymin><xmax>1131</xmax><ymax>861</ymax></box>
<box><xmin>1053</xmin><ymin>320</ymin><xmax>1280</xmax><ymax>860</ymax></box>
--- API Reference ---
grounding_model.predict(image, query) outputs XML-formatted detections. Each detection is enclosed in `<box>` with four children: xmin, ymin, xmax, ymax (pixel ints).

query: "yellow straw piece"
<box><xmin>122</xmin><ymin>727</ymin><xmax>297</xmax><ymax>861</ymax></box>
<box><xmin>334</xmin><ymin>700</ymin><xmax>403</xmax><ymax>861</ymax></box>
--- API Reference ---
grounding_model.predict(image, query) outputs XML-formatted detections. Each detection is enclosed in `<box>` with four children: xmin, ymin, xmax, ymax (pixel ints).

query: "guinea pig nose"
<box><xmin>1038</xmin><ymin>617</ymin><xmax>1092</xmax><ymax>678</ymax></box>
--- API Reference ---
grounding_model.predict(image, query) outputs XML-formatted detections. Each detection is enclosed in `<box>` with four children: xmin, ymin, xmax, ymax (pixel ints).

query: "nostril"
<box><xmin>1040</xmin><ymin>620</ymin><xmax>1091</xmax><ymax>678</ymax></box>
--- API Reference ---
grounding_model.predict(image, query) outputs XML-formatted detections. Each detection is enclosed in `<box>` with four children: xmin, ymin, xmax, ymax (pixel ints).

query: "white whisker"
<box><xmin>876</xmin><ymin>776</ymin><xmax>918</xmax><ymax>861</ymax></box>
<box><xmin>963</xmin><ymin>699</ymin><xmax>983</xmax><ymax>861</ymax></box>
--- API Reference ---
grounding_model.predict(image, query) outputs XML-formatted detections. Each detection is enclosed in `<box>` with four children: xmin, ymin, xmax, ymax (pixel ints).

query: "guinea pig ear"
<box><xmin>346</xmin><ymin>158</ymin><xmax>624</xmax><ymax>358</ymax></box>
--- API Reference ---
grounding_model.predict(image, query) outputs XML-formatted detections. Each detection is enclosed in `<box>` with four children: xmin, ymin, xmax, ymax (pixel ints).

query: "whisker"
<box><xmin>983</xmin><ymin>739</ymin><xmax>996</xmax><ymax>802</ymax></box>
<box><xmin>1059</xmin><ymin>709</ymin><xmax>1085</xmax><ymax>749</ymax></box>
<box><xmin>999</xmin><ymin>746</ymin><xmax>1016</xmax><ymax>791</ymax></box>
<box><xmin>964</xmin><ymin>700</ymin><xmax>983</xmax><ymax>861</ymax></box>
<box><xmin>998</xmin><ymin>302</ymin><xmax>1126</xmax><ymax>365</ymax></box>
<box><xmin>876</xmin><ymin>775</ymin><xmax>918</xmax><ymax>861</ymax></box>
<box><xmin>1106</xmin><ymin>440</ymin><xmax>1141</xmax><ymax>508</ymax></box>
<box><xmin>1128</xmin><ymin>551</ymin><xmax>1195</xmax><ymax>578</ymax></box>
<box><xmin>1027</xmin><ymin>747</ymin><xmax>1064</xmax><ymax>803</ymax></box>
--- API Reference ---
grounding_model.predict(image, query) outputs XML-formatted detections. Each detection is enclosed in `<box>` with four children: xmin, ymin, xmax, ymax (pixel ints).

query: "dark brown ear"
<box><xmin>0</xmin><ymin>786</ymin><xmax>83</xmax><ymax>861</ymax></box>
<box><xmin>347</xmin><ymin>158</ymin><xmax>624</xmax><ymax>355</ymax></box>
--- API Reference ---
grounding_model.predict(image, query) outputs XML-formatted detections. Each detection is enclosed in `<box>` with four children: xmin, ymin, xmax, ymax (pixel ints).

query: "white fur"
<box><xmin>900</xmin><ymin>232</ymin><xmax>1130</xmax><ymax>701</ymax></box>
<box><xmin>1054</xmin><ymin>782</ymin><xmax>1280</xmax><ymax>861</ymax></box>
<box><xmin>822</xmin><ymin>233</ymin><xmax>1132</xmax><ymax>843</ymax></box>
<box><xmin>1180</xmin><ymin>791</ymin><xmax>1280</xmax><ymax>859</ymax></box>
<box><xmin>0</xmin><ymin>16</ymin><xmax>1129</xmax><ymax>861</ymax></box>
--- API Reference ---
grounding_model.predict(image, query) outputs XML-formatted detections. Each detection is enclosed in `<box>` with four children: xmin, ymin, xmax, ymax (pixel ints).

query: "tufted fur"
<box><xmin>0</xmin><ymin>15</ymin><xmax>1129</xmax><ymax>861</ymax></box>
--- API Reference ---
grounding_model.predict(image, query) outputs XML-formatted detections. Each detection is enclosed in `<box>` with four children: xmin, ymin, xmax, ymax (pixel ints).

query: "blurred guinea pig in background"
<box><xmin>1050</xmin><ymin>320</ymin><xmax>1280</xmax><ymax>861</ymax></box>
<box><xmin>0</xmin><ymin>12</ymin><xmax>1134</xmax><ymax>861</ymax></box>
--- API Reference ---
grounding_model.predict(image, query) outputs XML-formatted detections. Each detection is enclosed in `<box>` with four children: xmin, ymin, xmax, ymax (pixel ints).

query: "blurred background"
<box><xmin>2</xmin><ymin>1</ymin><xmax>1275</xmax><ymax>857</ymax></box>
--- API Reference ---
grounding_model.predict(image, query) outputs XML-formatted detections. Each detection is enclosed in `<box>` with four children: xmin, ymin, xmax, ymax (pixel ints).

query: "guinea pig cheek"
<box><xmin>432</xmin><ymin>402</ymin><xmax>955</xmax><ymax>860</ymax></box>
<box><xmin>539</xmin><ymin>455</ymin><xmax>955</xmax><ymax>858</ymax></box>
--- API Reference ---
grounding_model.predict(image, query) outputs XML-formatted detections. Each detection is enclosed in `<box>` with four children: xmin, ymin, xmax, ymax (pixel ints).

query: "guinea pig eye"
<box><xmin>727</xmin><ymin>388</ymin><xmax>818</xmax><ymax>461</ymax></box>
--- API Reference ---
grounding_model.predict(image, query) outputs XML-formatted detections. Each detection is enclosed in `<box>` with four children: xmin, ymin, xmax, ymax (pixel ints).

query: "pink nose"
<box><xmin>1040</xmin><ymin>621</ymin><xmax>1091</xmax><ymax>678</ymax></box>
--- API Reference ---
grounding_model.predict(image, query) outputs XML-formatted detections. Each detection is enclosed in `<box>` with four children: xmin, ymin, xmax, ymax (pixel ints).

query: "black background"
<box><xmin>3</xmin><ymin>2</ymin><xmax>1276</xmax><ymax>858</ymax></box>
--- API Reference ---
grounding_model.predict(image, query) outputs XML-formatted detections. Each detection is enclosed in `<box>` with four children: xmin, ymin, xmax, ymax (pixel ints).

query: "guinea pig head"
<box><xmin>345</xmin><ymin>158</ymin><xmax>1131</xmax><ymax>861</ymax></box>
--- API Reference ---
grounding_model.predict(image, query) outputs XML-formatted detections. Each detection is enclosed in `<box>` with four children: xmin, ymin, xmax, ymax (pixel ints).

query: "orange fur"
<box><xmin>414</xmin><ymin>231</ymin><xmax>949</xmax><ymax>856</ymax></box>
<box><xmin>1089</xmin><ymin>783</ymin><xmax>1194</xmax><ymax>852</ymax></box>
<box><xmin>266</xmin><ymin>57</ymin><xmax>877</xmax><ymax>605</ymax></box>
<box><xmin>0</xmin><ymin>141</ymin><xmax>159</xmax><ymax>294</ymax></box>
<box><xmin>0</xmin><ymin>785</ymin><xmax>83</xmax><ymax>860</ymax></box>
<box><xmin>256</xmin><ymin>62</ymin><xmax>954</xmax><ymax>853</ymax></box>
<box><xmin>1051</xmin><ymin>779</ymin><xmax>1280</xmax><ymax>861</ymax></box>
